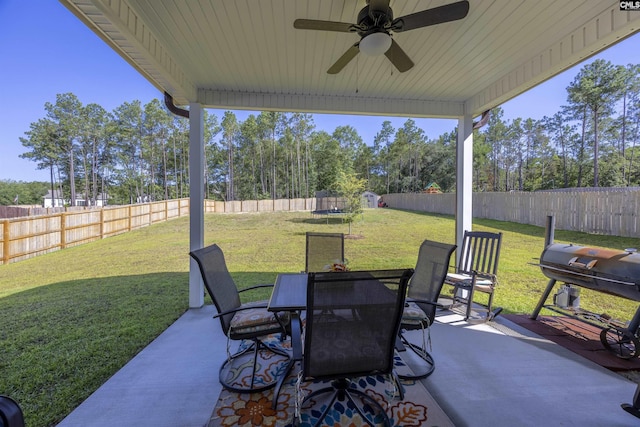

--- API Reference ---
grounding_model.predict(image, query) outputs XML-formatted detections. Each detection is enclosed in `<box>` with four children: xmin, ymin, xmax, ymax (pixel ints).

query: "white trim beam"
<box><xmin>198</xmin><ymin>90</ymin><xmax>465</xmax><ymax>118</ymax></box>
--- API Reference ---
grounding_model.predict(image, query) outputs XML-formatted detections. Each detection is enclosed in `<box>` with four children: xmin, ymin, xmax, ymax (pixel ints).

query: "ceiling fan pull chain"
<box><xmin>355</xmin><ymin>54</ymin><xmax>359</xmax><ymax>94</ymax></box>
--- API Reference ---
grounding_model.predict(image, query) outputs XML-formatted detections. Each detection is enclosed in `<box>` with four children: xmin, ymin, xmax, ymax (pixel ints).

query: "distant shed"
<box><xmin>362</xmin><ymin>191</ymin><xmax>378</xmax><ymax>208</ymax></box>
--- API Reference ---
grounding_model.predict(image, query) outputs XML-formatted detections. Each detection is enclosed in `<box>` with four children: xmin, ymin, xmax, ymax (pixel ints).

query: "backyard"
<box><xmin>1</xmin><ymin>208</ymin><xmax>639</xmax><ymax>426</ymax></box>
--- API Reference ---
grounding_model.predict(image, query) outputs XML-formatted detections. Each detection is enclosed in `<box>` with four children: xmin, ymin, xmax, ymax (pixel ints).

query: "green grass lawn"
<box><xmin>1</xmin><ymin>208</ymin><xmax>639</xmax><ymax>426</ymax></box>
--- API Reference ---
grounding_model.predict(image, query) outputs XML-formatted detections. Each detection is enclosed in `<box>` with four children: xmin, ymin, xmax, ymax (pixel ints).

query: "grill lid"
<box><xmin>539</xmin><ymin>243</ymin><xmax>640</xmax><ymax>300</ymax></box>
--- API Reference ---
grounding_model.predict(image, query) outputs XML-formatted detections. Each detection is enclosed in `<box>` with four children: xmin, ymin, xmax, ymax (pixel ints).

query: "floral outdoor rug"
<box><xmin>206</xmin><ymin>335</ymin><xmax>454</xmax><ymax>427</ymax></box>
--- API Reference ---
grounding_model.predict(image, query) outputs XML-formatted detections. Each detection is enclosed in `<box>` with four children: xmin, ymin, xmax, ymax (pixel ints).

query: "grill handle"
<box><xmin>533</xmin><ymin>263</ymin><xmax>636</xmax><ymax>287</ymax></box>
<box><xmin>567</xmin><ymin>257</ymin><xmax>597</xmax><ymax>269</ymax></box>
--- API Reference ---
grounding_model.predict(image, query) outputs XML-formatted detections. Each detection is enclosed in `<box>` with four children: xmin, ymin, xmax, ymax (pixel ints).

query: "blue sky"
<box><xmin>1</xmin><ymin>0</ymin><xmax>639</xmax><ymax>182</ymax></box>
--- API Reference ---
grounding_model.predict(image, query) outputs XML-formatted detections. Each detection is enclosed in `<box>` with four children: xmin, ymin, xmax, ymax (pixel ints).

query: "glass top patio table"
<box><xmin>266</xmin><ymin>273</ymin><xmax>306</xmax><ymax>410</ymax></box>
<box><xmin>268</xmin><ymin>273</ymin><xmax>307</xmax><ymax>312</ymax></box>
<box><xmin>268</xmin><ymin>272</ymin><xmax>398</xmax><ymax>312</ymax></box>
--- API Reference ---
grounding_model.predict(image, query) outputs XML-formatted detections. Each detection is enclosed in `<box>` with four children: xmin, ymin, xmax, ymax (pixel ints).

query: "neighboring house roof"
<box><xmin>43</xmin><ymin>190</ymin><xmax>108</xmax><ymax>200</ymax></box>
<box><xmin>43</xmin><ymin>190</ymin><xmax>64</xmax><ymax>199</ymax></box>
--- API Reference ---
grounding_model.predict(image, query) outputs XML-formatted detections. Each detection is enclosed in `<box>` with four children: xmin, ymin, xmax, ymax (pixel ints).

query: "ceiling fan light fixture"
<box><xmin>359</xmin><ymin>32</ymin><xmax>392</xmax><ymax>56</ymax></box>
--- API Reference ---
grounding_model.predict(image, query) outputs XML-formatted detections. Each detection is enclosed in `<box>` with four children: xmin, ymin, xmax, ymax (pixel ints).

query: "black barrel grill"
<box><xmin>532</xmin><ymin>243</ymin><xmax>640</xmax><ymax>359</ymax></box>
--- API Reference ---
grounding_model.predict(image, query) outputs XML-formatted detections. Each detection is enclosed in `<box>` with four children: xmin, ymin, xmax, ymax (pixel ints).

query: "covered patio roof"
<box><xmin>59</xmin><ymin>0</ymin><xmax>639</xmax><ymax>306</ymax></box>
<box><xmin>61</xmin><ymin>0</ymin><xmax>638</xmax><ymax>118</ymax></box>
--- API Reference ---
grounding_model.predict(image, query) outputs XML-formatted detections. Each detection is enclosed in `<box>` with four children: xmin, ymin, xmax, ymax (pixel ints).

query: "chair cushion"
<box><xmin>445</xmin><ymin>273</ymin><xmax>493</xmax><ymax>287</ymax></box>
<box><xmin>230</xmin><ymin>301</ymin><xmax>290</xmax><ymax>335</ymax></box>
<box><xmin>402</xmin><ymin>301</ymin><xmax>429</xmax><ymax>326</ymax></box>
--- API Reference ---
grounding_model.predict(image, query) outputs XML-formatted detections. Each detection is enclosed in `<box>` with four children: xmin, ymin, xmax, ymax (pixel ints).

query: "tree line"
<box><xmin>10</xmin><ymin>59</ymin><xmax>640</xmax><ymax>207</ymax></box>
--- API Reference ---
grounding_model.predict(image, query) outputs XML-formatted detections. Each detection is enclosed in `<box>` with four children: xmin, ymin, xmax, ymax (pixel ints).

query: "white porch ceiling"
<box><xmin>61</xmin><ymin>0</ymin><xmax>639</xmax><ymax>119</ymax></box>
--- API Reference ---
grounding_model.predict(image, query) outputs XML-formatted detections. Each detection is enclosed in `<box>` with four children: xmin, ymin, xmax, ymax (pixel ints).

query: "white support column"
<box><xmin>455</xmin><ymin>115</ymin><xmax>473</xmax><ymax>265</ymax></box>
<box><xmin>189</xmin><ymin>102</ymin><xmax>205</xmax><ymax>308</ymax></box>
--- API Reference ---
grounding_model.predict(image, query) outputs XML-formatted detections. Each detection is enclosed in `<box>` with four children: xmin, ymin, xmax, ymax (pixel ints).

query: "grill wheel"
<box><xmin>600</xmin><ymin>327</ymin><xmax>640</xmax><ymax>359</ymax></box>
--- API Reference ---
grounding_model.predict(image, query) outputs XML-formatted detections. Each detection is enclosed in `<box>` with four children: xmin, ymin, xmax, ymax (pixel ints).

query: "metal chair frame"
<box><xmin>398</xmin><ymin>240</ymin><xmax>456</xmax><ymax>379</ymax></box>
<box><xmin>189</xmin><ymin>244</ymin><xmax>291</xmax><ymax>394</ymax></box>
<box><xmin>296</xmin><ymin>269</ymin><xmax>412</xmax><ymax>427</ymax></box>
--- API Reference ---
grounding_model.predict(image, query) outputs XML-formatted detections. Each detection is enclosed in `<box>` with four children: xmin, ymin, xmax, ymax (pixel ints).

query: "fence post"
<box><xmin>100</xmin><ymin>209</ymin><xmax>105</xmax><ymax>239</ymax></box>
<box><xmin>60</xmin><ymin>213</ymin><xmax>67</xmax><ymax>249</ymax></box>
<box><xmin>3</xmin><ymin>220</ymin><xmax>9</xmax><ymax>265</ymax></box>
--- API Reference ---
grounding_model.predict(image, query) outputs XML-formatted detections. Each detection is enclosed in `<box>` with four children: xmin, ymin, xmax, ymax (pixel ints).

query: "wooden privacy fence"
<box><xmin>1</xmin><ymin>199</ymin><xmax>189</xmax><ymax>265</ymax></box>
<box><xmin>204</xmin><ymin>198</ymin><xmax>316</xmax><ymax>213</ymax></box>
<box><xmin>0</xmin><ymin>197</ymin><xmax>320</xmax><ymax>265</ymax></box>
<box><xmin>4</xmin><ymin>190</ymin><xmax>638</xmax><ymax>265</ymax></box>
<box><xmin>383</xmin><ymin>188</ymin><xmax>640</xmax><ymax>238</ymax></box>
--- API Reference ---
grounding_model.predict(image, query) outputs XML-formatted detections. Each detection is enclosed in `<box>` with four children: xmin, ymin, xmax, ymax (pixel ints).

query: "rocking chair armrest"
<box><xmin>406</xmin><ymin>298</ymin><xmax>444</xmax><ymax>309</ymax></box>
<box><xmin>467</xmin><ymin>270</ymin><xmax>480</xmax><ymax>286</ymax></box>
<box><xmin>212</xmin><ymin>303</ymin><xmax>269</xmax><ymax>319</ymax></box>
<box><xmin>237</xmin><ymin>283</ymin><xmax>274</xmax><ymax>293</ymax></box>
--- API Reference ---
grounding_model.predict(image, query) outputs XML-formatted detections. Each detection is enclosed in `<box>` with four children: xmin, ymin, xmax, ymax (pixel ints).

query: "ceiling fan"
<box><xmin>294</xmin><ymin>0</ymin><xmax>469</xmax><ymax>74</ymax></box>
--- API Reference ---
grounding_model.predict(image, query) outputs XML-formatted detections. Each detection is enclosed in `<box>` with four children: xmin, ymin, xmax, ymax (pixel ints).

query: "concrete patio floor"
<box><xmin>57</xmin><ymin>304</ymin><xmax>640</xmax><ymax>427</ymax></box>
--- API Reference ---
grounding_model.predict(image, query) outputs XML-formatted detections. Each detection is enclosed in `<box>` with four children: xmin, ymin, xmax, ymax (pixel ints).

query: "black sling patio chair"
<box><xmin>0</xmin><ymin>395</ymin><xmax>24</xmax><ymax>427</ymax></box>
<box><xmin>295</xmin><ymin>269</ymin><xmax>412</xmax><ymax>427</ymax></box>
<box><xmin>189</xmin><ymin>244</ymin><xmax>291</xmax><ymax>394</ymax></box>
<box><xmin>398</xmin><ymin>239</ymin><xmax>456</xmax><ymax>379</ymax></box>
<box><xmin>305</xmin><ymin>232</ymin><xmax>345</xmax><ymax>272</ymax></box>
<box><xmin>445</xmin><ymin>230</ymin><xmax>503</xmax><ymax>321</ymax></box>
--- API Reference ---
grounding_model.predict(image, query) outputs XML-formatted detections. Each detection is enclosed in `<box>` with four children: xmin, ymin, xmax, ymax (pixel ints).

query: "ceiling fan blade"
<box><xmin>294</xmin><ymin>19</ymin><xmax>353</xmax><ymax>33</ymax></box>
<box><xmin>327</xmin><ymin>44</ymin><xmax>360</xmax><ymax>74</ymax></box>
<box><xmin>392</xmin><ymin>0</ymin><xmax>469</xmax><ymax>32</ymax></box>
<box><xmin>384</xmin><ymin>39</ymin><xmax>414</xmax><ymax>72</ymax></box>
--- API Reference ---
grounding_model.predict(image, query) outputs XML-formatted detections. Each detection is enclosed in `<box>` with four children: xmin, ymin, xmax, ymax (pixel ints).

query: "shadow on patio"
<box><xmin>57</xmin><ymin>304</ymin><xmax>639</xmax><ymax>427</ymax></box>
